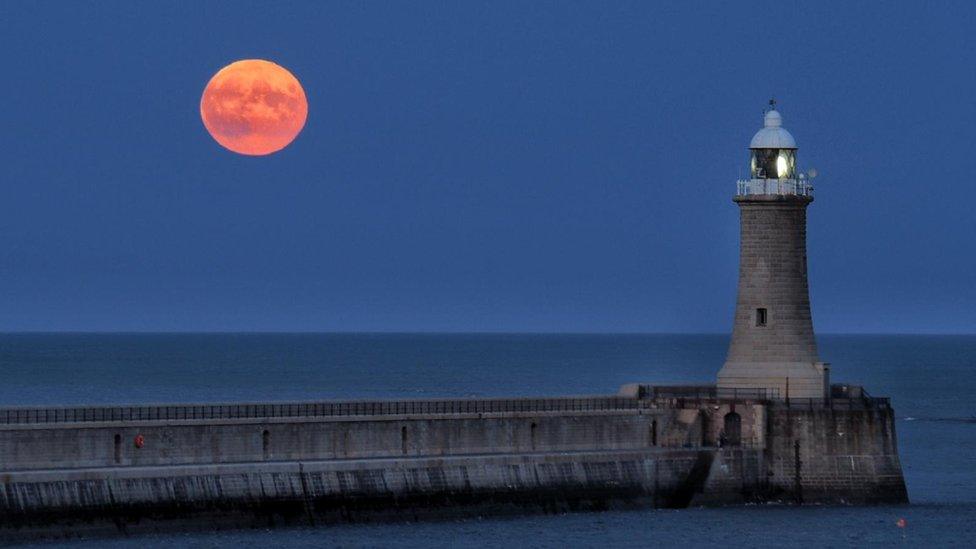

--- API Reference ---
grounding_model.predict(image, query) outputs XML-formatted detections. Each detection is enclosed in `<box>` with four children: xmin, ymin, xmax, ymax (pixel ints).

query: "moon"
<box><xmin>200</xmin><ymin>59</ymin><xmax>308</xmax><ymax>156</ymax></box>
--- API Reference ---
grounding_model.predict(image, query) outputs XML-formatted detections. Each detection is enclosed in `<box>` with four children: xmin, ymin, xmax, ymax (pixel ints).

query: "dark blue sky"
<box><xmin>2</xmin><ymin>2</ymin><xmax>974</xmax><ymax>333</ymax></box>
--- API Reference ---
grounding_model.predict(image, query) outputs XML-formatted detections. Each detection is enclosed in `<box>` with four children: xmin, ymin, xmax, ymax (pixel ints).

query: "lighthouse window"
<box><xmin>750</xmin><ymin>149</ymin><xmax>795</xmax><ymax>179</ymax></box>
<box><xmin>756</xmin><ymin>308</ymin><xmax>767</xmax><ymax>327</ymax></box>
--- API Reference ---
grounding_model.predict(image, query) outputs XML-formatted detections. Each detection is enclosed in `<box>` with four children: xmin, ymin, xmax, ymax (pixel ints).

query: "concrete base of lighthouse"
<box><xmin>717</xmin><ymin>361</ymin><xmax>829</xmax><ymax>400</ymax></box>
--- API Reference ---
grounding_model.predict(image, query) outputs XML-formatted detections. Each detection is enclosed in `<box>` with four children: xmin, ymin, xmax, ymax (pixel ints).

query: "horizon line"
<box><xmin>1</xmin><ymin>330</ymin><xmax>974</xmax><ymax>337</ymax></box>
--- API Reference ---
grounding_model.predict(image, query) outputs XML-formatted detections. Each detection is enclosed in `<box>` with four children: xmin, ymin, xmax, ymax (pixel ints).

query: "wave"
<box><xmin>902</xmin><ymin>416</ymin><xmax>976</xmax><ymax>424</ymax></box>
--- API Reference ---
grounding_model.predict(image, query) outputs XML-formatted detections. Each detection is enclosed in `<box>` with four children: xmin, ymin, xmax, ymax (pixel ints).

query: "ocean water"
<box><xmin>2</xmin><ymin>333</ymin><xmax>975</xmax><ymax>548</ymax></box>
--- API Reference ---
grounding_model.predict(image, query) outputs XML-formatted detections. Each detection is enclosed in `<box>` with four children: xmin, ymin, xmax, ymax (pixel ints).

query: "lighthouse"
<box><xmin>717</xmin><ymin>101</ymin><xmax>829</xmax><ymax>400</ymax></box>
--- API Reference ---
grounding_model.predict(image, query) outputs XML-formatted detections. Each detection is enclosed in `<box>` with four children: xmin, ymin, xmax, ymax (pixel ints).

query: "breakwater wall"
<box><xmin>0</xmin><ymin>390</ymin><xmax>906</xmax><ymax>542</ymax></box>
<box><xmin>0</xmin><ymin>397</ymin><xmax>680</xmax><ymax>470</ymax></box>
<box><xmin>764</xmin><ymin>405</ymin><xmax>907</xmax><ymax>504</ymax></box>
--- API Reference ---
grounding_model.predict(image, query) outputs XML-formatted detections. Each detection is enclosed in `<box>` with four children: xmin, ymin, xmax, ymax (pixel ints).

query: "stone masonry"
<box><xmin>718</xmin><ymin>194</ymin><xmax>829</xmax><ymax>399</ymax></box>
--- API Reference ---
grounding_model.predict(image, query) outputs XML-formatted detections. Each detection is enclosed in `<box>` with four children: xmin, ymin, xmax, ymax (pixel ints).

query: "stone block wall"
<box><xmin>1</xmin><ymin>448</ymin><xmax>760</xmax><ymax>541</ymax></box>
<box><xmin>0</xmin><ymin>395</ymin><xmax>907</xmax><ymax>541</ymax></box>
<box><xmin>1</xmin><ymin>409</ymin><xmax>682</xmax><ymax>471</ymax></box>
<box><xmin>763</xmin><ymin>405</ymin><xmax>908</xmax><ymax>504</ymax></box>
<box><xmin>719</xmin><ymin>194</ymin><xmax>826</xmax><ymax>399</ymax></box>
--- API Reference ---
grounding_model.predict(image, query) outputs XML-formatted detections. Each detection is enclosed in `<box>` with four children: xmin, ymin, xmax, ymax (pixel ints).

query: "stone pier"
<box><xmin>0</xmin><ymin>388</ymin><xmax>907</xmax><ymax>542</ymax></box>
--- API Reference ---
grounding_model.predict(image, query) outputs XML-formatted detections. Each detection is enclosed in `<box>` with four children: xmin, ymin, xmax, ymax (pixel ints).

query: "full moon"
<box><xmin>200</xmin><ymin>59</ymin><xmax>308</xmax><ymax>156</ymax></box>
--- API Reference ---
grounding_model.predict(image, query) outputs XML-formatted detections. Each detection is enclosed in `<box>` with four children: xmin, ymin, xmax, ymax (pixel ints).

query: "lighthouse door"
<box><xmin>723</xmin><ymin>412</ymin><xmax>742</xmax><ymax>446</ymax></box>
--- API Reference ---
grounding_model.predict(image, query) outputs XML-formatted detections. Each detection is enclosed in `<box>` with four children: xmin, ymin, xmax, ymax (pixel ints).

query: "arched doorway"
<box><xmin>723</xmin><ymin>412</ymin><xmax>742</xmax><ymax>446</ymax></box>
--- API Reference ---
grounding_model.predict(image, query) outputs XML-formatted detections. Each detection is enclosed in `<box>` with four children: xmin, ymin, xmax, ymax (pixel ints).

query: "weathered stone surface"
<box><xmin>762</xmin><ymin>404</ymin><xmax>908</xmax><ymax>504</ymax></box>
<box><xmin>719</xmin><ymin>194</ymin><xmax>827</xmax><ymax>398</ymax></box>
<box><xmin>0</xmin><ymin>449</ymin><xmax>722</xmax><ymax>539</ymax></box>
<box><xmin>0</xmin><ymin>394</ymin><xmax>907</xmax><ymax>542</ymax></box>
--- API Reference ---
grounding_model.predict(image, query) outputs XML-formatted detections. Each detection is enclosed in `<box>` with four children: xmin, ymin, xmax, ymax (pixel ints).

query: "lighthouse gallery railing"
<box><xmin>737</xmin><ymin>178</ymin><xmax>814</xmax><ymax>197</ymax></box>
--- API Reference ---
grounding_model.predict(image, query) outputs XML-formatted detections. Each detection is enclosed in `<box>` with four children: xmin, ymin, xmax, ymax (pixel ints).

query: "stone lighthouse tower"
<box><xmin>717</xmin><ymin>101</ymin><xmax>829</xmax><ymax>400</ymax></box>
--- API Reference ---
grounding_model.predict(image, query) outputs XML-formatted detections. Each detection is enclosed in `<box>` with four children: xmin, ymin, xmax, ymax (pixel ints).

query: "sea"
<box><xmin>1</xmin><ymin>333</ymin><xmax>974</xmax><ymax>548</ymax></box>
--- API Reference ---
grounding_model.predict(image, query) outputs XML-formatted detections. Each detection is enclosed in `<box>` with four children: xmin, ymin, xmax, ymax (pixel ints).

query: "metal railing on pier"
<box><xmin>778</xmin><ymin>396</ymin><xmax>892</xmax><ymax>411</ymax></box>
<box><xmin>0</xmin><ymin>396</ymin><xmax>645</xmax><ymax>426</ymax></box>
<box><xmin>641</xmin><ymin>384</ymin><xmax>891</xmax><ymax>411</ymax></box>
<box><xmin>0</xmin><ymin>387</ymin><xmax>893</xmax><ymax>426</ymax></box>
<box><xmin>642</xmin><ymin>385</ymin><xmax>779</xmax><ymax>401</ymax></box>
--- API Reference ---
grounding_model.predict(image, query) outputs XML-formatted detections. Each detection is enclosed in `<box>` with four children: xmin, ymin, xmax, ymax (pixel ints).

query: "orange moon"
<box><xmin>200</xmin><ymin>59</ymin><xmax>308</xmax><ymax>156</ymax></box>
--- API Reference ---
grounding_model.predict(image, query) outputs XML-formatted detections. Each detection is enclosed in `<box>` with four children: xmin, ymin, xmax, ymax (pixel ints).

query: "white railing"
<box><xmin>736</xmin><ymin>178</ymin><xmax>814</xmax><ymax>197</ymax></box>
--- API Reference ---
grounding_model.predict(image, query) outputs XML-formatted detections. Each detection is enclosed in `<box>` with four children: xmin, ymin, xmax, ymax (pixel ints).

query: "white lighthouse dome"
<box><xmin>749</xmin><ymin>109</ymin><xmax>797</xmax><ymax>149</ymax></box>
